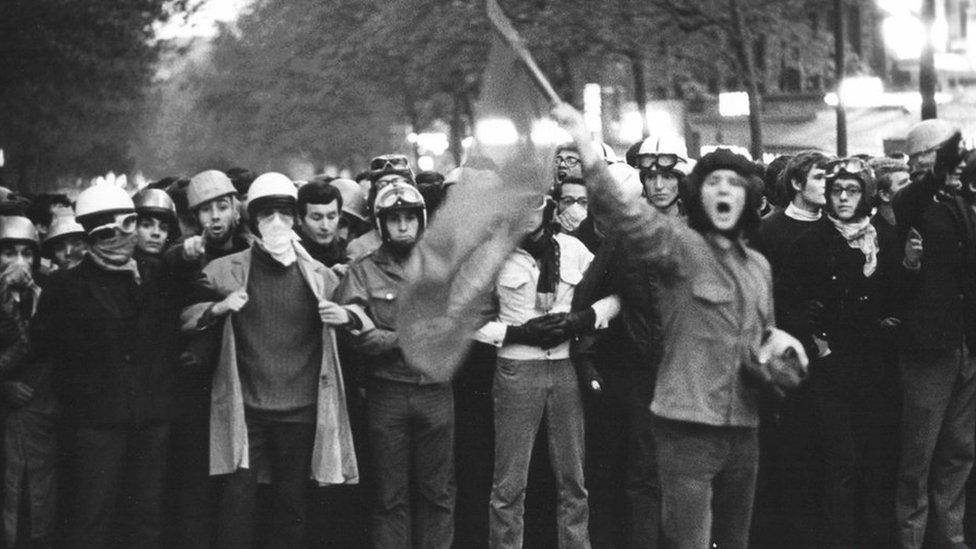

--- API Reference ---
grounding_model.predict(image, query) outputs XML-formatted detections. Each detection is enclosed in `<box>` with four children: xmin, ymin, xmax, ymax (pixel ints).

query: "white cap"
<box><xmin>247</xmin><ymin>172</ymin><xmax>298</xmax><ymax>205</ymax></box>
<box><xmin>75</xmin><ymin>184</ymin><xmax>134</xmax><ymax>219</ymax></box>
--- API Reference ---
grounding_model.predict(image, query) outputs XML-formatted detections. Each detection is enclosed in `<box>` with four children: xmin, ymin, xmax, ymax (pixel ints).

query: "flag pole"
<box><xmin>486</xmin><ymin>0</ymin><xmax>562</xmax><ymax>105</ymax></box>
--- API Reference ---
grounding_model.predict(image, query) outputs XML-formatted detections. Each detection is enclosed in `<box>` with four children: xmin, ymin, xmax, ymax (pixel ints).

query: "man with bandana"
<box><xmin>475</xmin><ymin>192</ymin><xmax>620</xmax><ymax>548</ymax></box>
<box><xmin>181</xmin><ymin>172</ymin><xmax>360</xmax><ymax>549</ymax></box>
<box><xmin>0</xmin><ymin>216</ymin><xmax>57</xmax><ymax>548</ymax></box>
<box><xmin>335</xmin><ymin>181</ymin><xmax>456</xmax><ymax>548</ymax></box>
<box><xmin>31</xmin><ymin>184</ymin><xmax>180</xmax><ymax>548</ymax></box>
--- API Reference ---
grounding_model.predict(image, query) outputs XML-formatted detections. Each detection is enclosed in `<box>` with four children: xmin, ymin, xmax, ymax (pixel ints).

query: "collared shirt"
<box><xmin>586</xmin><ymin>157</ymin><xmax>774</xmax><ymax>428</ymax></box>
<box><xmin>475</xmin><ymin>233</ymin><xmax>619</xmax><ymax>360</ymax></box>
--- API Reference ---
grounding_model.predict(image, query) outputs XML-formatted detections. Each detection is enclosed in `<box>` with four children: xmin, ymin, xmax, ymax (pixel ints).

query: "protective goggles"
<box><xmin>636</xmin><ymin>153</ymin><xmax>683</xmax><ymax>171</ymax></box>
<box><xmin>370</xmin><ymin>155</ymin><xmax>411</xmax><ymax>173</ymax></box>
<box><xmin>88</xmin><ymin>213</ymin><xmax>138</xmax><ymax>241</ymax></box>
<box><xmin>824</xmin><ymin>157</ymin><xmax>871</xmax><ymax>179</ymax></box>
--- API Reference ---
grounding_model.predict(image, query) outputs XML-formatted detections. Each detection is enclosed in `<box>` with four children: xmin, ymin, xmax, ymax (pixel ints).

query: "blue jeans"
<box><xmin>366</xmin><ymin>378</ymin><xmax>455</xmax><ymax>549</ymax></box>
<box><xmin>652</xmin><ymin>416</ymin><xmax>758</xmax><ymax>549</ymax></box>
<box><xmin>490</xmin><ymin>358</ymin><xmax>589</xmax><ymax>548</ymax></box>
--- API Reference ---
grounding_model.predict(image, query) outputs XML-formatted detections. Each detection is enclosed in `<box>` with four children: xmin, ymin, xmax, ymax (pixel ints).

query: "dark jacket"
<box><xmin>31</xmin><ymin>255</ymin><xmax>179</xmax><ymax>426</ymax></box>
<box><xmin>570</xmin><ymin>233</ymin><xmax>663</xmax><ymax>386</ymax></box>
<box><xmin>894</xmin><ymin>174</ymin><xmax>976</xmax><ymax>351</ymax></box>
<box><xmin>787</xmin><ymin>216</ymin><xmax>910</xmax><ymax>355</ymax></box>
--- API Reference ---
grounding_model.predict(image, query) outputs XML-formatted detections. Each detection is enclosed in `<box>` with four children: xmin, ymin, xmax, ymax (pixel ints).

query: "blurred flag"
<box><xmin>397</xmin><ymin>5</ymin><xmax>564</xmax><ymax>382</ymax></box>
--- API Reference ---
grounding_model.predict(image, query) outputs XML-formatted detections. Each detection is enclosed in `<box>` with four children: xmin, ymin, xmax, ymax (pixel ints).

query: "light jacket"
<box><xmin>181</xmin><ymin>243</ymin><xmax>361</xmax><ymax>485</ymax></box>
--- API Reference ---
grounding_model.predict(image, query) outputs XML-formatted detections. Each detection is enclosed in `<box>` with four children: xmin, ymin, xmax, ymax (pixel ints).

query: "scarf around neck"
<box><xmin>786</xmin><ymin>202</ymin><xmax>821</xmax><ymax>222</ymax></box>
<box><xmin>90</xmin><ymin>234</ymin><xmax>142</xmax><ymax>284</ymax></box>
<box><xmin>522</xmin><ymin>228</ymin><xmax>560</xmax><ymax>311</ymax></box>
<box><xmin>828</xmin><ymin>214</ymin><xmax>879</xmax><ymax>277</ymax></box>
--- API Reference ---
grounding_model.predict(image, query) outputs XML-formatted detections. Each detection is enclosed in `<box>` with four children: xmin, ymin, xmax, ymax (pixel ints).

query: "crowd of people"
<box><xmin>0</xmin><ymin>103</ymin><xmax>975</xmax><ymax>549</ymax></box>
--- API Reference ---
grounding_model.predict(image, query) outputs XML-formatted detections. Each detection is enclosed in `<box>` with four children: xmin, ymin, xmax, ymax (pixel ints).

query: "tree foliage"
<box><xmin>0</xmin><ymin>0</ymin><xmax>182</xmax><ymax>190</ymax></box>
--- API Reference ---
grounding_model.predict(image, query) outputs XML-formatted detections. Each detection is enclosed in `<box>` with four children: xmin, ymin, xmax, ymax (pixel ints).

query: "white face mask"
<box><xmin>257</xmin><ymin>213</ymin><xmax>296</xmax><ymax>265</ymax></box>
<box><xmin>557</xmin><ymin>204</ymin><xmax>587</xmax><ymax>233</ymax></box>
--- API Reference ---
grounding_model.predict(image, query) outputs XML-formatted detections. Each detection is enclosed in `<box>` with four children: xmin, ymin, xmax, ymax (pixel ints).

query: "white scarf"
<box><xmin>785</xmin><ymin>202</ymin><xmax>821</xmax><ymax>222</ymax></box>
<box><xmin>828</xmin><ymin>215</ymin><xmax>879</xmax><ymax>277</ymax></box>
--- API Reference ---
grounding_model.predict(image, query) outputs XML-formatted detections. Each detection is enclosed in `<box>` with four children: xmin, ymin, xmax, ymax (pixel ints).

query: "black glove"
<box><xmin>505</xmin><ymin>314</ymin><xmax>569</xmax><ymax>348</ymax></box>
<box><xmin>934</xmin><ymin>131</ymin><xmax>964</xmax><ymax>178</ymax></box>
<box><xmin>557</xmin><ymin>308</ymin><xmax>597</xmax><ymax>338</ymax></box>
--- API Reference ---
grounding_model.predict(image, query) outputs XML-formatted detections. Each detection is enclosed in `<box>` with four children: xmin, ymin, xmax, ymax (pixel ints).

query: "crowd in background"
<box><xmin>0</xmin><ymin>106</ymin><xmax>975</xmax><ymax>549</ymax></box>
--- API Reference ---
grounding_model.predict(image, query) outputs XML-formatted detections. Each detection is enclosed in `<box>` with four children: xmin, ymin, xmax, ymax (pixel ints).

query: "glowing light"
<box><xmin>461</xmin><ymin>136</ymin><xmax>475</xmax><ymax>148</ymax></box>
<box><xmin>474</xmin><ymin>118</ymin><xmax>519</xmax><ymax>146</ymax></box>
<box><xmin>618</xmin><ymin>111</ymin><xmax>645</xmax><ymax>144</ymax></box>
<box><xmin>719</xmin><ymin>92</ymin><xmax>750</xmax><ymax>117</ymax></box>
<box><xmin>417</xmin><ymin>155</ymin><xmax>435</xmax><ymax>171</ymax></box>
<box><xmin>583</xmin><ymin>83</ymin><xmax>603</xmax><ymax>141</ymax></box>
<box><xmin>413</xmin><ymin>132</ymin><xmax>450</xmax><ymax>156</ymax></box>
<box><xmin>530</xmin><ymin>118</ymin><xmax>570</xmax><ymax>145</ymax></box>
<box><xmin>876</xmin><ymin>0</ymin><xmax>921</xmax><ymax>15</ymax></box>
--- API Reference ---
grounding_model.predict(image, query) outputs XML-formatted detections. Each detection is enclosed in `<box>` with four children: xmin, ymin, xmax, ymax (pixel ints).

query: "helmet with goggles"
<box><xmin>372</xmin><ymin>181</ymin><xmax>427</xmax><ymax>236</ymax></box>
<box><xmin>369</xmin><ymin>154</ymin><xmax>414</xmax><ymax>185</ymax></box>
<box><xmin>628</xmin><ymin>136</ymin><xmax>691</xmax><ymax>176</ymax></box>
<box><xmin>75</xmin><ymin>185</ymin><xmax>137</xmax><ymax>238</ymax></box>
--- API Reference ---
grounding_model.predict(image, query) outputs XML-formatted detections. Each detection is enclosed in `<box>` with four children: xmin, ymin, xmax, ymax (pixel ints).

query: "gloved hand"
<box><xmin>505</xmin><ymin>314</ymin><xmax>569</xmax><ymax>348</ymax></box>
<box><xmin>935</xmin><ymin>131</ymin><xmax>965</xmax><ymax>178</ymax></box>
<box><xmin>558</xmin><ymin>308</ymin><xmax>597</xmax><ymax>338</ymax></box>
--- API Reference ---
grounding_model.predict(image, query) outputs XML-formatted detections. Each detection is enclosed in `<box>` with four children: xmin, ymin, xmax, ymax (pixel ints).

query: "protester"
<box><xmin>892</xmin><ymin>132</ymin><xmax>976</xmax><ymax>549</ymax></box>
<box><xmin>870</xmin><ymin>156</ymin><xmax>911</xmax><ymax>233</ymax></box>
<box><xmin>133</xmin><ymin>188</ymin><xmax>180</xmax><ymax>258</ymax></box>
<box><xmin>32</xmin><ymin>184</ymin><xmax>178</xmax><ymax>548</ymax></box>
<box><xmin>625</xmin><ymin>135</ymin><xmax>692</xmax><ymax>218</ymax></box>
<box><xmin>326</xmin><ymin>177</ymin><xmax>372</xmax><ymax>243</ymax></box>
<box><xmin>40</xmin><ymin>216</ymin><xmax>87</xmax><ymax>271</ymax></box>
<box><xmin>569</xmin><ymin>163</ymin><xmax>666</xmax><ymax>548</ymax></box>
<box><xmin>787</xmin><ymin>157</ymin><xmax>914</xmax><ymax>546</ymax></box>
<box><xmin>474</xmin><ymin>191</ymin><xmax>619</xmax><ymax>548</ymax></box>
<box><xmin>552</xmin><ymin>103</ymin><xmax>808</xmax><ymax>549</ymax></box>
<box><xmin>335</xmin><ymin>181</ymin><xmax>456</xmax><ymax>548</ymax></box>
<box><xmin>346</xmin><ymin>154</ymin><xmax>415</xmax><ymax>262</ymax></box>
<box><xmin>180</xmin><ymin>172</ymin><xmax>359</xmax><ymax>548</ymax></box>
<box><xmin>0</xmin><ymin>216</ymin><xmax>57</xmax><ymax>548</ymax></box>
<box><xmin>296</xmin><ymin>180</ymin><xmax>347</xmax><ymax>268</ymax></box>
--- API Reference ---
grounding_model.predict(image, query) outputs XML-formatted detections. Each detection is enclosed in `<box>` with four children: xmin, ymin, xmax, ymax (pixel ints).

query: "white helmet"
<box><xmin>905</xmin><ymin>119</ymin><xmax>957</xmax><ymax>157</ymax></box>
<box><xmin>0</xmin><ymin>216</ymin><xmax>39</xmax><ymax>245</ymax></box>
<box><xmin>246</xmin><ymin>172</ymin><xmax>297</xmax><ymax>216</ymax></box>
<box><xmin>75</xmin><ymin>184</ymin><xmax>134</xmax><ymax>220</ymax></box>
<box><xmin>630</xmin><ymin>135</ymin><xmax>692</xmax><ymax>176</ymax></box>
<box><xmin>372</xmin><ymin>181</ymin><xmax>427</xmax><ymax>236</ymax></box>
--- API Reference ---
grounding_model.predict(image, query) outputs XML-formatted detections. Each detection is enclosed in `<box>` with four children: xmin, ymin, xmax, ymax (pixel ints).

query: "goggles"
<box><xmin>88</xmin><ymin>213</ymin><xmax>138</xmax><ymax>241</ymax></box>
<box><xmin>370</xmin><ymin>155</ymin><xmax>411</xmax><ymax>173</ymax></box>
<box><xmin>824</xmin><ymin>157</ymin><xmax>871</xmax><ymax>179</ymax></box>
<box><xmin>637</xmin><ymin>153</ymin><xmax>683</xmax><ymax>171</ymax></box>
<box><xmin>375</xmin><ymin>185</ymin><xmax>423</xmax><ymax>211</ymax></box>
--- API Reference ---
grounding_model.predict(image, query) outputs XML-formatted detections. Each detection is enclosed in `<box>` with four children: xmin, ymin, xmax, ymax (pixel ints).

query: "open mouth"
<box><xmin>716</xmin><ymin>201</ymin><xmax>731</xmax><ymax>214</ymax></box>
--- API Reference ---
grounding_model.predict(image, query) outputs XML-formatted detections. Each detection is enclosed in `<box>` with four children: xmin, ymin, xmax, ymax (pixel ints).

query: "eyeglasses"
<box><xmin>637</xmin><ymin>153</ymin><xmax>683</xmax><ymax>171</ymax></box>
<box><xmin>369</xmin><ymin>155</ymin><xmax>411</xmax><ymax>173</ymax></box>
<box><xmin>554</xmin><ymin>155</ymin><xmax>581</xmax><ymax>168</ymax></box>
<box><xmin>558</xmin><ymin>196</ymin><xmax>588</xmax><ymax>208</ymax></box>
<box><xmin>829</xmin><ymin>184</ymin><xmax>863</xmax><ymax>197</ymax></box>
<box><xmin>824</xmin><ymin>157</ymin><xmax>870</xmax><ymax>178</ymax></box>
<box><xmin>88</xmin><ymin>213</ymin><xmax>138</xmax><ymax>241</ymax></box>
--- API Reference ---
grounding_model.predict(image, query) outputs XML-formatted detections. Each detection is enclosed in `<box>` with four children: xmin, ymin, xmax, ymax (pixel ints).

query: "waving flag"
<box><xmin>397</xmin><ymin>1</ymin><xmax>564</xmax><ymax>382</ymax></box>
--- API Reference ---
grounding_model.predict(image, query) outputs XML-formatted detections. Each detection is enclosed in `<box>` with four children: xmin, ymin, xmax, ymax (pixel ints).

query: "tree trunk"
<box><xmin>920</xmin><ymin>0</ymin><xmax>938</xmax><ymax>119</ymax></box>
<box><xmin>449</xmin><ymin>93</ymin><xmax>464</xmax><ymax>167</ymax></box>
<box><xmin>729</xmin><ymin>0</ymin><xmax>763</xmax><ymax>160</ymax></box>
<box><xmin>629</xmin><ymin>49</ymin><xmax>650</xmax><ymax>139</ymax></box>
<box><xmin>834</xmin><ymin>0</ymin><xmax>848</xmax><ymax>156</ymax></box>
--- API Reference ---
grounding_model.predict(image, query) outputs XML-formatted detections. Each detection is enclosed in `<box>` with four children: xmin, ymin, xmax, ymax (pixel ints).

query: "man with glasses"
<box><xmin>32</xmin><ymin>184</ymin><xmax>179</xmax><ymax>547</ymax></box>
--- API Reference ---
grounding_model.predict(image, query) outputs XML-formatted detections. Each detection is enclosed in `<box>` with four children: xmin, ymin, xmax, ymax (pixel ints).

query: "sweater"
<box><xmin>233</xmin><ymin>248</ymin><xmax>322</xmax><ymax>421</ymax></box>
